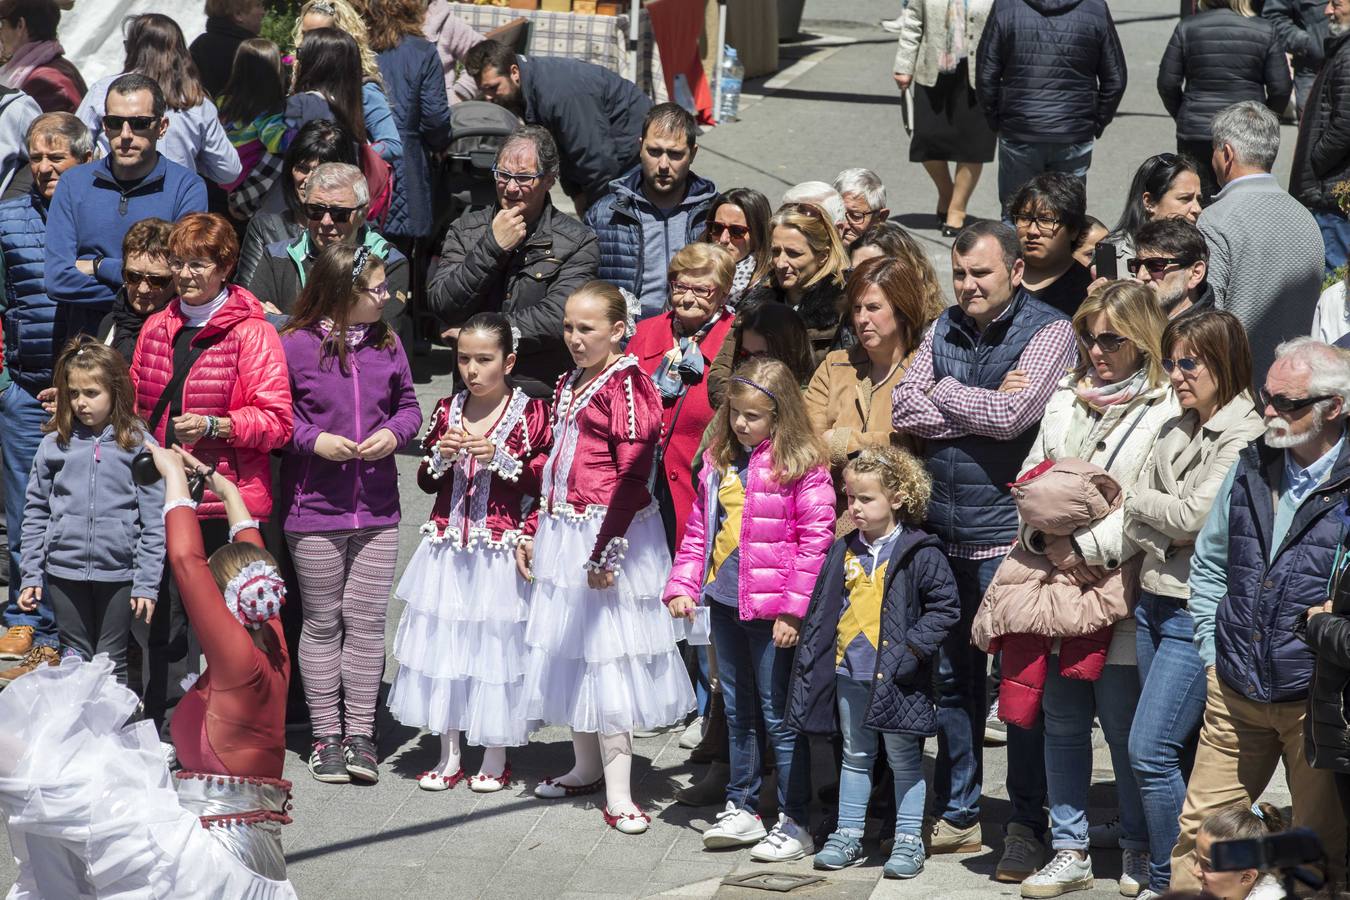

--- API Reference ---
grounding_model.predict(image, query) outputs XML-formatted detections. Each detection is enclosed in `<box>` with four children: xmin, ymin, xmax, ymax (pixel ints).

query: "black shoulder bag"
<box><xmin>131</xmin><ymin>331</ymin><xmax>227</xmax><ymax>493</ymax></box>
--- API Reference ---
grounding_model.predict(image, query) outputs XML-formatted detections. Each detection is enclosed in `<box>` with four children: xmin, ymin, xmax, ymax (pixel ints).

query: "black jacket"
<box><xmin>785</xmin><ymin>528</ymin><xmax>960</xmax><ymax>736</ymax></box>
<box><xmin>1296</xmin><ymin>541</ymin><xmax>1350</xmax><ymax>774</ymax></box>
<box><xmin>1157</xmin><ymin>9</ymin><xmax>1293</xmax><ymax>141</ymax></box>
<box><xmin>1291</xmin><ymin>32</ymin><xmax>1350</xmax><ymax>212</ymax></box>
<box><xmin>976</xmin><ymin>0</ymin><xmax>1127</xmax><ymax>143</ymax></box>
<box><xmin>517</xmin><ymin>55</ymin><xmax>653</xmax><ymax>202</ymax></box>
<box><xmin>428</xmin><ymin>201</ymin><xmax>599</xmax><ymax>397</ymax></box>
<box><xmin>188</xmin><ymin>17</ymin><xmax>255</xmax><ymax>98</ymax></box>
<box><xmin>1261</xmin><ymin>0</ymin><xmax>1331</xmax><ymax>74</ymax></box>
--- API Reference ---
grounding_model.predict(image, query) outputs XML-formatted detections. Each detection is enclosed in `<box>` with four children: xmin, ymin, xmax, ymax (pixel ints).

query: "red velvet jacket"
<box><xmin>131</xmin><ymin>285</ymin><xmax>293</xmax><ymax>520</ymax></box>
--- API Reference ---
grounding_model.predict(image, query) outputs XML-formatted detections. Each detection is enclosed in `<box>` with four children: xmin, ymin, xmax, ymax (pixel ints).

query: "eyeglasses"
<box><xmin>303</xmin><ymin>203</ymin><xmax>361</xmax><ymax>223</ymax></box>
<box><xmin>364</xmin><ymin>281</ymin><xmax>390</xmax><ymax>298</ymax></box>
<box><xmin>670</xmin><ymin>280</ymin><xmax>718</xmax><ymax>300</ymax></box>
<box><xmin>1162</xmin><ymin>356</ymin><xmax>1204</xmax><ymax>375</ymax></box>
<box><xmin>786</xmin><ymin>202</ymin><xmax>828</xmax><ymax>223</ymax></box>
<box><xmin>492</xmin><ymin>168</ymin><xmax>543</xmax><ymax>187</ymax></box>
<box><xmin>1259</xmin><ymin>389</ymin><xmax>1336</xmax><ymax>413</ymax></box>
<box><xmin>102</xmin><ymin>114</ymin><xmax>159</xmax><ymax>134</ymax></box>
<box><xmin>1079</xmin><ymin>330</ymin><xmax>1131</xmax><ymax>352</ymax></box>
<box><xmin>1128</xmin><ymin>256</ymin><xmax>1189</xmax><ymax>276</ymax></box>
<box><xmin>167</xmin><ymin>258</ymin><xmax>216</xmax><ymax>275</ymax></box>
<box><xmin>844</xmin><ymin>207</ymin><xmax>877</xmax><ymax>225</ymax></box>
<box><xmin>1012</xmin><ymin>214</ymin><xmax>1063</xmax><ymax>234</ymax></box>
<box><xmin>124</xmin><ymin>270</ymin><xmax>173</xmax><ymax>289</ymax></box>
<box><xmin>710</xmin><ymin>221</ymin><xmax>750</xmax><ymax>240</ymax></box>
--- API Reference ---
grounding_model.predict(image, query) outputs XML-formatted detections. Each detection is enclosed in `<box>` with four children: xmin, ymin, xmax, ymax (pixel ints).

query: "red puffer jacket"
<box><xmin>131</xmin><ymin>285</ymin><xmax>293</xmax><ymax>520</ymax></box>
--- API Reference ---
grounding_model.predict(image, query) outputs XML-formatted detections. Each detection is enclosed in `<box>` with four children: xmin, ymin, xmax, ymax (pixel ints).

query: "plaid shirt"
<box><xmin>227</xmin><ymin>152</ymin><xmax>284</xmax><ymax>220</ymax></box>
<box><xmin>892</xmin><ymin>310</ymin><xmax>1079</xmax><ymax>559</ymax></box>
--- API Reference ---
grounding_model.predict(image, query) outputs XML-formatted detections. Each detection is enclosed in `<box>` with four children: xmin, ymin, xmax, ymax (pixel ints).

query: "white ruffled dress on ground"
<box><xmin>0</xmin><ymin>656</ymin><xmax>297</xmax><ymax>900</ymax></box>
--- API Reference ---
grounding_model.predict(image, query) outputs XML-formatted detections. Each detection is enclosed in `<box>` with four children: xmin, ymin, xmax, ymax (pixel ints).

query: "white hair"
<box><xmin>833</xmin><ymin>167</ymin><xmax>886</xmax><ymax>210</ymax></box>
<box><xmin>782</xmin><ymin>181</ymin><xmax>846</xmax><ymax>226</ymax></box>
<box><xmin>303</xmin><ymin>162</ymin><xmax>370</xmax><ymax>207</ymax></box>
<box><xmin>1272</xmin><ymin>336</ymin><xmax>1350</xmax><ymax>411</ymax></box>
<box><xmin>1210</xmin><ymin>100</ymin><xmax>1280</xmax><ymax>172</ymax></box>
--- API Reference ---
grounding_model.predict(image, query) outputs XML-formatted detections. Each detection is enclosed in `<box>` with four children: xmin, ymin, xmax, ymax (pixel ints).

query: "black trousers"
<box><xmin>47</xmin><ymin>576</ymin><xmax>134</xmax><ymax>684</ymax></box>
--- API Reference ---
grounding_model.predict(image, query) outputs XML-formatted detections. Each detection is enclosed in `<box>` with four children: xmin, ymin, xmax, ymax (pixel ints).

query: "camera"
<box><xmin>1210</xmin><ymin>827</ymin><xmax>1325</xmax><ymax>873</ymax></box>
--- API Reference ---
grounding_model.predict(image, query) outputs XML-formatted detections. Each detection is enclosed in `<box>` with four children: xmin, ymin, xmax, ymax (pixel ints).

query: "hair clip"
<box><xmin>351</xmin><ymin>245</ymin><xmax>372</xmax><ymax>282</ymax></box>
<box><xmin>732</xmin><ymin>375</ymin><xmax>776</xmax><ymax>403</ymax></box>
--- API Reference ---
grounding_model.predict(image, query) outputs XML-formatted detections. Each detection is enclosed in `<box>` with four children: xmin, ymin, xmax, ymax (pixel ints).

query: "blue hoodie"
<box><xmin>44</xmin><ymin>154</ymin><xmax>207</xmax><ymax>331</ymax></box>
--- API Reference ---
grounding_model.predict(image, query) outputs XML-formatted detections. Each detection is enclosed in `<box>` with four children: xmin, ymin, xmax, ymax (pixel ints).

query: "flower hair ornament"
<box><xmin>351</xmin><ymin>245</ymin><xmax>373</xmax><ymax>283</ymax></box>
<box><xmin>223</xmin><ymin>561</ymin><xmax>287</xmax><ymax>629</ymax></box>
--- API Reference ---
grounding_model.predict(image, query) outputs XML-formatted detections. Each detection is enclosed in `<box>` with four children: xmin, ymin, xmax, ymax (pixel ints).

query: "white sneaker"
<box><xmin>1119</xmin><ymin>849</ymin><xmax>1149</xmax><ymax>897</ymax></box>
<box><xmin>880</xmin><ymin>15</ymin><xmax>904</xmax><ymax>33</ymax></box>
<box><xmin>678</xmin><ymin>716</ymin><xmax>705</xmax><ymax>749</ymax></box>
<box><xmin>702</xmin><ymin>801</ymin><xmax>768</xmax><ymax>849</ymax></box>
<box><xmin>1135</xmin><ymin>890</ymin><xmax>1162</xmax><ymax>900</ymax></box>
<box><xmin>1088</xmin><ymin>816</ymin><xmax>1122</xmax><ymax>849</ymax></box>
<box><xmin>1020</xmin><ymin>850</ymin><xmax>1095</xmax><ymax>899</ymax></box>
<box><xmin>750</xmin><ymin>812</ymin><xmax>815</xmax><ymax>862</ymax></box>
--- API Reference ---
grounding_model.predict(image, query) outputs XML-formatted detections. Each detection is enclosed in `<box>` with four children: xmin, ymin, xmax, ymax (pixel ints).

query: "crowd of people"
<box><xmin>0</xmin><ymin>0</ymin><xmax>1347</xmax><ymax>898</ymax></box>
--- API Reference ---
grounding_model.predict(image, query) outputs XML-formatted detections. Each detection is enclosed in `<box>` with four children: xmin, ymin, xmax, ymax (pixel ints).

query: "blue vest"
<box><xmin>1216</xmin><ymin>439</ymin><xmax>1350</xmax><ymax>703</ymax></box>
<box><xmin>0</xmin><ymin>193</ymin><xmax>61</xmax><ymax>392</ymax></box>
<box><xmin>923</xmin><ymin>291</ymin><xmax>1066</xmax><ymax>545</ymax></box>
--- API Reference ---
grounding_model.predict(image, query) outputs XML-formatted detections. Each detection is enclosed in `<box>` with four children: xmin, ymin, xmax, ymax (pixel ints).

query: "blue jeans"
<box><xmin>0</xmin><ymin>383</ymin><xmax>56</xmax><ymax>647</ymax></box>
<box><xmin>836</xmin><ymin>675</ymin><xmax>926</xmax><ymax>839</ymax></box>
<box><xmin>934</xmin><ymin>554</ymin><xmax>1047</xmax><ymax>832</ymax></box>
<box><xmin>1044</xmin><ymin>659</ymin><xmax>1147</xmax><ymax>852</ymax></box>
<box><xmin>1129</xmin><ymin>593</ymin><xmax>1208</xmax><ymax>891</ymax></box>
<box><xmin>1315</xmin><ymin>210</ymin><xmax>1350</xmax><ymax>274</ymax></box>
<box><xmin>710</xmin><ymin>600</ymin><xmax>810</xmax><ymax>822</ymax></box>
<box><xmin>997</xmin><ymin>139</ymin><xmax>1094</xmax><ymax>211</ymax></box>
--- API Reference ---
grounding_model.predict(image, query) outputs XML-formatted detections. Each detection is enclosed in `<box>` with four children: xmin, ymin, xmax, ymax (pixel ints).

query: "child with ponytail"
<box><xmin>1192</xmin><ymin>803</ymin><xmax>1289</xmax><ymax>900</ymax></box>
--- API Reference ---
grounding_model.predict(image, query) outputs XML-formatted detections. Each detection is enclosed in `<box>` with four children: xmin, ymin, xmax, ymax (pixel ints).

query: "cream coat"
<box><xmin>1124</xmin><ymin>393</ymin><xmax>1264</xmax><ymax>600</ymax></box>
<box><xmin>893</xmin><ymin>0</ymin><xmax>995</xmax><ymax>89</ymax></box>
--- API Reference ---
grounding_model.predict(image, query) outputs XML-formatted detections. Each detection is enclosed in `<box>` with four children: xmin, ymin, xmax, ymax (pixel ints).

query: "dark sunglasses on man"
<box><xmin>102</xmin><ymin>115</ymin><xmax>159</xmax><ymax>134</ymax></box>
<box><xmin>1259</xmin><ymin>389</ymin><xmax>1336</xmax><ymax>414</ymax></box>
<box><xmin>1127</xmin><ymin>255</ymin><xmax>1190</xmax><ymax>276</ymax></box>
<box><xmin>124</xmin><ymin>269</ymin><xmax>173</xmax><ymax>289</ymax></box>
<box><xmin>303</xmin><ymin>203</ymin><xmax>361</xmax><ymax>224</ymax></box>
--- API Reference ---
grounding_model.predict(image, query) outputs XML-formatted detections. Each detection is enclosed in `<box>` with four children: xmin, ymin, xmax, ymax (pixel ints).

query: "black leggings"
<box><xmin>47</xmin><ymin>576</ymin><xmax>133</xmax><ymax>684</ymax></box>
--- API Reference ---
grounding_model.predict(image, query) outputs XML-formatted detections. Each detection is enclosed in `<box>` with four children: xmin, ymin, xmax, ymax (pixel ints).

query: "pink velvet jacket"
<box><xmin>663</xmin><ymin>442</ymin><xmax>836</xmax><ymax>621</ymax></box>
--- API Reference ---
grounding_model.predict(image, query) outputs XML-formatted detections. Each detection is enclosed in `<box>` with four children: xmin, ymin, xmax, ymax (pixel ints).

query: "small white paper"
<box><xmin>675</xmin><ymin>605</ymin><xmax>712</xmax><ymax>646</ymax></box>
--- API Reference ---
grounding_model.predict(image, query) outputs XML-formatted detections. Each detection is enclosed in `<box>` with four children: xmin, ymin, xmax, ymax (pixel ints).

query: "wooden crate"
<box><xmin>539</xmin><ymin>0</ymin><xmax>570</xmax><ymax>9</ymax></box>
<box><xmin>506</xmin><ymin>0</ymin><xmax>539</xmax><ymax>8</ymax></box>
<box><xmin>573</xmin><ymin>0</ymin><xmax>597</xmax><ymax>11</ymax></box>
<box><xmin>596</xmin><ymin>0</ymin><xmax>621</xmax><ymax>12</ymax></box>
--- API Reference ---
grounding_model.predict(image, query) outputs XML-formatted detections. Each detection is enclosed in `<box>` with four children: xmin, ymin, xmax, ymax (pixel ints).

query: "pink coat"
<box><xmin>663</xmin><ymin>442</ymin><xmax>835</xmax><ymax>620</ymax></box>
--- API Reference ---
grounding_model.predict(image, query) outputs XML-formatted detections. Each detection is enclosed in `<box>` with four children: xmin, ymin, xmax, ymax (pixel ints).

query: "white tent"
<box><xmin>59</xmin><ymin>0</ymin><xmax>208</xmax><ymax>86</ymax></box>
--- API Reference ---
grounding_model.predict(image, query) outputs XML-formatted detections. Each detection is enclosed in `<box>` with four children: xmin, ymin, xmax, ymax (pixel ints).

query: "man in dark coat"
<box><xmin>428</xmin><ymin>125</ymin><xmax>599</xmax><ymax>397</ymax></box>
<box><xmin>975</xmin><ymin>0</ymin><xmax>1127</xmax><ymax>209</ymax></box>
<box><xmin>464</xmin><ymin>39</ymin><xmax>652</xmax><ymax>214</ymax></box>
<box><xmin>1290</xmin><ymin>0</ymin><xmax>1350</xmax><ymax>272</ymax></box>
<box><xmin>188</xmin><ymin>0</ymin><xmax>265</xmax><ymax>97</ymax></box>
<box><xmin>1263</xmin><ymin>0</ymin><xmax>1331</xmax><ymax>113</ymax></box>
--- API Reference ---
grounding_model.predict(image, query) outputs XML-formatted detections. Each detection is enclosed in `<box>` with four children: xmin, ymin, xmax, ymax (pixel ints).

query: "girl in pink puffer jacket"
<box><xmin>664</xmin><ymin>357</ymin><xmax>836</xmax><ymax>862</ymax></box>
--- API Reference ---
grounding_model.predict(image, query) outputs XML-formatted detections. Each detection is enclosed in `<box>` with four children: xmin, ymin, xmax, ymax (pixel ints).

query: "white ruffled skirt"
<box><xmin>387</xmin><ymin>536</ymin><xmax>532</xmax><ymax>747</ymax></box>
<box><xmin>0</xmin><ymin>656</ymin><xmax>297</xmax><ymax>900</ymax></box>
<box><xmin>522</xmin><ymin>506</ymin><xmax>695</xmax><ymax>735</ymax></box>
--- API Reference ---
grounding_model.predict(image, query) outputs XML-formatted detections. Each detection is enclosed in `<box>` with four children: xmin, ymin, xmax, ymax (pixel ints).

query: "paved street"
<box><xmin>1</xmin><ymin>0</ymin><xmax>1299</xmax><ymax>896</ymax></box>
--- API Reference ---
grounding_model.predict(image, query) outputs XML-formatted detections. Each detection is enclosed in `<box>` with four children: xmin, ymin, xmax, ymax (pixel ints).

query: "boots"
<box><xmin>688</xmin><ymin>690</ymin><xmax>726</xmax><ymax>764</ymax></box>
<box><xmin>675</xmin><ymin>761</ymin><xmax>730</xmax><ymax>807</ymax></box>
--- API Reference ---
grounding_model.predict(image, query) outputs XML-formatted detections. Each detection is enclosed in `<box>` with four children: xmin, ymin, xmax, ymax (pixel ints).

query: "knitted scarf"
<box><xmin>937</xmin><ymin>1</ymin><xmax>967</xmax><ymax>75</ymax></box>
<box><xmin>1075</xmin><ymin>367</ymin><xmax>1148</xmax><ymax>412</ymax></box>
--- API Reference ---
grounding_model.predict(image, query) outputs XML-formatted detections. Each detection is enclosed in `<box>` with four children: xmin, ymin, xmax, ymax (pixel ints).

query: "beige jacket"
<box><xmin>804</xmin><ymin>346</ymin><xmax>915</xmax><ymax>470</ymax></box>
<box><xmin>1124</xmin><ymin>393</ymin><xmax>1264</xmax><ymax>601</ymax></box>
<box><xmin>893</xmin><ymin>0</ymin><xmax>995</xmax><ymax>89</ymax></box>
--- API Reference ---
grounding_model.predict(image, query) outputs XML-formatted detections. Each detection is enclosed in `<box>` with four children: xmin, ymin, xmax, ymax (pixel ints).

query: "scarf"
<box><xmin>102</xmin><ymin>289</ymin><xmax>152</xmax><ymax>363</ymax></box>
<box><xmin>937</xmin><ymin>0</ymin><xmax>967</xmax><ymax>75</ymax></box>
<box><xmin>178</xmin><ymin>288</ymin><xmax>229</xmax><ymax>327</ymax></box>
<box><xmin>0</xmin><ymin>41</ymin><xmax>62</xmax><ymax>90</ymax></box>
<box><xmin>729</xmin><ymin>255</ymin><xmax>756</xmax><ymax>301</ymax></box>
<box><xmin>319</xmin><ymin>317</ymin><xmax>369</xmax><ymax>349</ymax></box>
<box><xmin>652</xmin><ymin>309</ymin><xmax>724</xmax><ymax>401</ymax></box>
<box><xmin>1075</xmin><ymin>367</ymin><xmax>1148</xmax><ymax>412</ymax></box>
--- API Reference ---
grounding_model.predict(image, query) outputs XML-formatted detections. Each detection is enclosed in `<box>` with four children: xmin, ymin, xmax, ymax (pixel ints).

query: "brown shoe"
<box><xmin>0</xmin><ymin>625</ymin><xmax>34</xmax><ymax>660</ymax></box>
<box><xmin>0</xmin><ymin>645</ymin><xmax>60</xmax><ymax>684</ymax></box>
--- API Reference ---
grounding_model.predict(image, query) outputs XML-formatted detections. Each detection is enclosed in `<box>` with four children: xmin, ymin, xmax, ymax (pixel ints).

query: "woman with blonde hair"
<box><xmin>1015</xmin><ymin>279</ymin><xmax>1178</xmax><ymax>898</ymax></box>
<box><xmin>293</xmin><ymin>0</ymin><xmax>381</xmax><ymax>83</ymax></box>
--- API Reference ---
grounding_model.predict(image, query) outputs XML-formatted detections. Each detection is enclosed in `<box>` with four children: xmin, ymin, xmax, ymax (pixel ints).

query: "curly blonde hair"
<box><xmin>843</xmin><ymin>445</ymin><xmax>931</xmax><ymax>525</ymax></box>
<box><xmin>292</xmin><ymin>0</ymin><xmax>381</xmax><ymax>83</ymax></box>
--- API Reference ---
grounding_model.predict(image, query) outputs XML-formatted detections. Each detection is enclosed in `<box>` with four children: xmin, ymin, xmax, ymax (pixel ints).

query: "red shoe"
<box><xmin>417</xmin><ymin>768</ymin><xmax>466</xmax><ymax>792</ymax></box>
<box><xmin>469</xmin><ymin>765</ymin><xmax>512</xmax><ymax>793</ymax></box>
<box><xmin>603</xmin><ymin>806</ymin><xmax>651</xmax><ymax>835</ymax></box>
<box><xmin>533</xmin><ymin>775</ymin><xmax>604</xmax><ymax>799</ymax></box>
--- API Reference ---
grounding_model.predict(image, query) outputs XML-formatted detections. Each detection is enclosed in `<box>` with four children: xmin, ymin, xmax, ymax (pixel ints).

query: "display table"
<box><xmin>445</xmin><ymin>2</ymin><xmax>668</xmax><ymax>101</ymax></box>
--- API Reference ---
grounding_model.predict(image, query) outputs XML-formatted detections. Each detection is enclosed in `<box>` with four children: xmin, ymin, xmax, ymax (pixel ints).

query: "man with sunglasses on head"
<box><xmin>245</xmin><ymin>161</ymin><xmax>410</xmax><ymax>343</ymax></box>
<box><xmin>1171</xmin><ymin>337</ymin><xmax>1349</xmax><ymax>892</ymax></box>
<box><xmin>429</xmin><ymin>124</ymin><xmax>598</xmax><ymax>397</ymax></box>
<box><xmin>1130</xmin><ymin>217</ymin><xmax>1212</xmax><ymax>319</ymax></box>
<box><xmin>44</xmin><ymin>74</ymin><xmax>206</xmax><ymax>324</ymax></box>
<box><xmin>0</xmin><ymin>110</ymin><xmax>93</xmax><ymax>682</ymax></box>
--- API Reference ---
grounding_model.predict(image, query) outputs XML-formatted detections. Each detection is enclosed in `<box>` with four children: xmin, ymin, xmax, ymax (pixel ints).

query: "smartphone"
<box><xmin>1093</xmin><ymin>241</ymin><xmax>1118</xmax><ymax>280</ymax></box>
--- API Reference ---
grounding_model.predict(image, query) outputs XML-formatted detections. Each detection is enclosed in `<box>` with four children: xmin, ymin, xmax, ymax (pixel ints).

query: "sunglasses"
<box><xmin>124</xmin><ymin>270</ymin><xmax>173</xmax><ymax>289</ymax></box>
<box><xmin>102</xmin><ymin>114</ymin><xmax>159</xmax><ymax>134</ymax></box>
<box><xmin>1080</xmin><ymin>330</ymin><xmax>1131</xmax><ymax>352</ymax></box>
<box><xmin>1259</xmin><ymin>389</ymin><xmax>1336</xmax><ymax>413</ymax></box>
<box><xmin>710</xmin><ymin>221</ymin><xmax>750</xmax><ymax>240</ymax></box>
<box><xmin>1127</xmin><ymin>256</ymin><xmax>1189</xmax><ymax>276</ymax></box>
<box><xmin>786</xmin><ymin>202</ymin><xmax>828</xmax><ymax>222</ymax></box>
<box><xmin>1162</xmin><ymin>356</ymin><xmax>1204</xmax><ymax>375</ymax></box>
<box><xmin>303</xmin><ymin>203</ymin><xmax>360</xmax><ymax>223</ymax></box>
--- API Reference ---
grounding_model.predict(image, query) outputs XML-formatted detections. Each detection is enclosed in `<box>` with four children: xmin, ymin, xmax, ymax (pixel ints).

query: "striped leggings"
<box><xmin>288</xmin><ymin>526</ymin><xmax>400</xmax><ymax>739</ymax></box>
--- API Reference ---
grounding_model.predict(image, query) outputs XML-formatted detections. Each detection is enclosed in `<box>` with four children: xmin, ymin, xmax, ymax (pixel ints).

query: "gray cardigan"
<box><xmin>20</xmin><ymin>425</ymin><xmax>166</xmax><ymax>598</ymax></box>
<box><xmin>893</xmin><ymin>0</ymin><xmax>994</xmax><ymax>89</ymax></box>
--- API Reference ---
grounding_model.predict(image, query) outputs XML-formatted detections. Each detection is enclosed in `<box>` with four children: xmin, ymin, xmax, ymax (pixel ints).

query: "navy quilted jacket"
<box><xmin>975</xmin><ymin>0</ymin><xmax>1127</xmax><ymax>143</ymax></box>
<box><xmin>377</xmin><ymin>36</ymin><xmax>452</xmax><ymax>239</ymax></box>
<box><xmin>0</xmin><ymin>191</ymin><xmax>64</xmax><ymax>392</ymax></box>
<box><xmin>786</xmin><ymin>527</ymin><xmax>960</xmax><ymax>736</ymax></box>
<box><xmin>1217</xmin><ymin>439</ymin><xmax>1350</xmax><ymax>704</ymax></box>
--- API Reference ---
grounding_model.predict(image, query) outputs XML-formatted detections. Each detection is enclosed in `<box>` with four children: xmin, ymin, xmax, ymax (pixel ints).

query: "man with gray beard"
<box><xmin>1168</xmin><ymin>337</ymin><xmax>1349</xmax><ymax>891</ymax></box>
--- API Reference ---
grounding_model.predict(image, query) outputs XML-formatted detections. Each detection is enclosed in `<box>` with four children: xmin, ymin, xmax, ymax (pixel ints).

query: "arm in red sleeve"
<box><xmin>592</xmin><ymin>370</ymin><xmax>661</xmax><ymax>565</ymax></box>
<box><xmin>416</xmin><ymin>399</ymin><xmax>452</xmax><ymax>495</ymax></box>
<box><xmin>517</xmin><ymin>398</ymin><xmax>554</xmax><ymax>498</ymax></box>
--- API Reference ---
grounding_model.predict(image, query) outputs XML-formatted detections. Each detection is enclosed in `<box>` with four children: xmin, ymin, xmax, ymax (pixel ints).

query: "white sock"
<box><xmin>436</xmin><ymin>730</ymin><xmax>462</xmax><ymax>775</ymax></box>
<box><xmin>599</xmin><ymin>730</ymin><xmax>638</xmax><ymax>816</ymax></box>
<box><xmin>480</xmin><ymin>746</ymin><xmax>507</xmax><ymax>778</ymax></box>
<box><xmin>557</xmin><ymin>730</ymin><xmax>603</xmax><ymax>785</ymax></box>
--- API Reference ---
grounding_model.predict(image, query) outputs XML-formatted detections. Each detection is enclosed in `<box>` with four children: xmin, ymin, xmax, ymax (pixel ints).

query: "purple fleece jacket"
<box><xmin>279</xmin><ymin>327</ymin><xmax>423</xmax><ymax>533</ymax></box>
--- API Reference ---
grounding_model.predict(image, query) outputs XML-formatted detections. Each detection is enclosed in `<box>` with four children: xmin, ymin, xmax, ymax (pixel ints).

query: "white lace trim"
<box><xmin>583</xmin><ymin>536</ymin><xmax>629</xmax><ymax>574</ymax></box>
<box><xmin>163</xmin><ymin>498</ymin><xmax>198</xmax><ymax>515</ymax></box>
<box><xmin>540</xmin><ymin>356</ymin><xmax>640</xmax><ymax>510</ymax></box>
<box><xmin>228</xmin><ymin>519</ymin><xmax>261</xmax><ymax>541</ymax></box>
<box><xmin>418</xmin><ymin>520</ymin><xmax>530</xmax><ymax>551</ymax></box>
<box><xmin>423</xmin><ymin>447</ymin><xmax>454</xmax><ymax>479</ymax></box>
<box><xmin>485</xmin><ymin>444</ymin><xmax>523</xmax><ymax>482</ymax></box>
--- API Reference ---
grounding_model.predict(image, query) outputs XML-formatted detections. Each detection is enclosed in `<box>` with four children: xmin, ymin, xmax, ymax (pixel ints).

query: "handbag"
<box><xmin>360</xmin><ymin>141</ymin><xmax>393</xmax><ymax>225</ymax></box>
<box><xmin>131</xmin><ymin>330</ymin><xmax>227</xmax><ymax>496</ymax></box>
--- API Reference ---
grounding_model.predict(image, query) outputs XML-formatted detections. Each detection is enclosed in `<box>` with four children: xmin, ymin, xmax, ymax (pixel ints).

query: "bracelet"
<box><xmin>204</xmin><ymin>416</ymin><xmax>218</xmax><ymax>439</ymax></box>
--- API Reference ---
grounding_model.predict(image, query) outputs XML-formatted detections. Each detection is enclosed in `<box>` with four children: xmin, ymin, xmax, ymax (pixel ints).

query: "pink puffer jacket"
<box><xmin>664</xmin><ymin>442</ymin><xmax>836</xmax><ymax>620</ymax></box>
<box><xmin>131</xmin><ymin>284</ymin><xmax>293</xmax><ymax>520</ymax></box>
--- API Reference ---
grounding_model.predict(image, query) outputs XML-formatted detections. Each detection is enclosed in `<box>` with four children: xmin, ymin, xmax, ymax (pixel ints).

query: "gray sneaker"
<box><xmin>997</xmin><ymin>823</ymin><xmax>1046</xmax><ymax>883</ymax></box>
<box><xmin>1020</xmin><ymin>850</ymin><xmax>1095</xmax><ymax>899</ymax></box>
<box><xmin>1119</xmin><ymin>849</ymin><xmax>1149</xmax><ymax>897</ymax></box>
